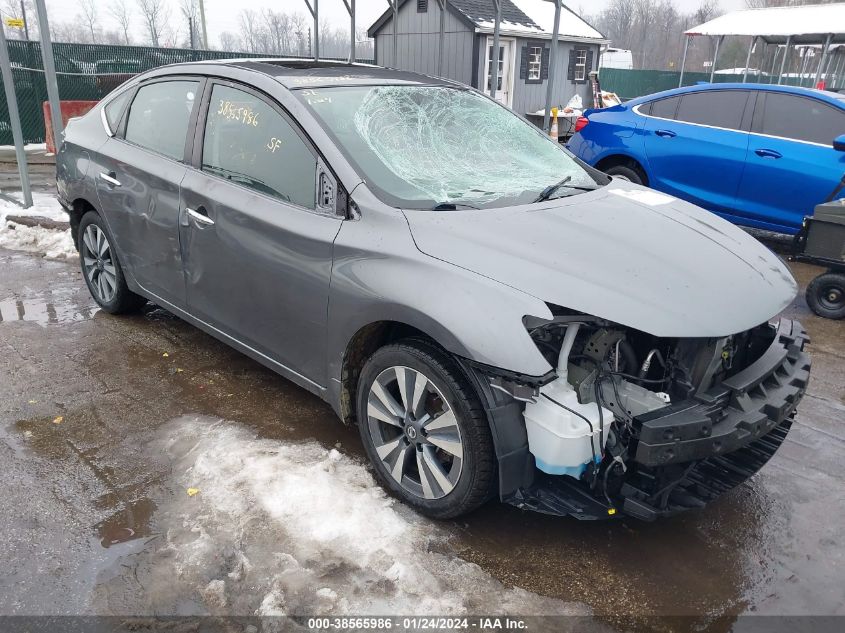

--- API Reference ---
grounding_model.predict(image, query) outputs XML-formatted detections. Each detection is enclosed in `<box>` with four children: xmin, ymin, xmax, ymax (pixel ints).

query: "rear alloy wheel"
<box><xmin>357</xmin><ymin>341</ymin><xmax>495</xmax><ymax>518</ymax></box>
<box><xmin>81</xmin><ymin>223</ymin><xmax>118</xmax><ymax>305</ymax></box>
<box><xmin>78</xmin><ymin>211</ymin><xmax>147</xmax><ymax>314</ymax></box>
<box><xmin>806</xmin><ymin>272</ymin><xmax>845</xmax><ymax>320</ymax></box>
<box><xmin>604</xmin><ymin>164</ymin><xmax>644</xmax><ymax>185</ymax></box>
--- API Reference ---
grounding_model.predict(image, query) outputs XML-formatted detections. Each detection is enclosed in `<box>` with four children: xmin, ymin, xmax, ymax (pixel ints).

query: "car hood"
<box><xmin>403</xmin><ymin>182</ymin><xmax>797</xmax><ymax>338</ymax></box>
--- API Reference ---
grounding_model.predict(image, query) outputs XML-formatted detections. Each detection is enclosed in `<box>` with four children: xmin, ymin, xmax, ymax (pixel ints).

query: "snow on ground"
<box><xmin>0</xmin><ymin>191</ymin><xmax>77</xmax><ymax>260</ymax></box>
<box><xmin>129</xmin><ymin>415</ymin><xmax>586</xmax><ymax>618</ymax></box>
<box><xmin>0</xmin><ymin>143</ymin><xmax>48</xmax><ymax>153</ymax></box>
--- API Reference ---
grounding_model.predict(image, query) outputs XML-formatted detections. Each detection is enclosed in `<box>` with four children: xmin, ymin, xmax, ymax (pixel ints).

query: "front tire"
<box><xmin>806</xmin><ymin>272</ymin><xmax>845</xmax><ymax>320</ymax></box>
<box><xmin>78</xmin><ymin>211</ymin><xmax>147</xmax><ymax>314</ymax></box>
<box><xmin>356</xmin><ymin>340</ymin><xmax>495</xmax><ymax>519</ymax></box>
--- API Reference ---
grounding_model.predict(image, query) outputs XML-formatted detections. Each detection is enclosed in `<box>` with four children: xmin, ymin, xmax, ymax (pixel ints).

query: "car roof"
<box><xmin>627</xmin><ymin>82</ymin><xmax>845</xmax><ymax>108</ymax></box>
<box><xmin>153</xmin><ymin>58</ymin><xmax>463</xmax><ymax>90</ymax></box>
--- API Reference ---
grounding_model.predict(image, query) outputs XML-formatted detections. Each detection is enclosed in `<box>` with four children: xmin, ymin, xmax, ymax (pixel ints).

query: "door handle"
<box><xmin>99</xmin><ymin>171</ymin><xmax>121</xmax><ymax>187</ymax></box>
<box><xmin>186</xmin><ymin>206</ymin><xmax>214</xmax><ymax>226</ymax></box>
<box><xmin>755</xmin><ymin>148</ymin><xmax>782</xmax><ymax>159</ymax></box>
<box><xmin>655</xmin><ymin>129</ymin><xmax>676</xmax><ymax>138</ymax></box>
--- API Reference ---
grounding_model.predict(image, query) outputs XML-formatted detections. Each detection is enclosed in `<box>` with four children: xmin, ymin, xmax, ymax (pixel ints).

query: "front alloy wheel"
<box><xmin>357</xmin><ymin>340</ymin><xmax>495</xmax><ymax>519</ymax></box>
<box><xmin>366</xmin><ymin>365</ymin><xmax>464</xmax><ymax>500</ymax></box>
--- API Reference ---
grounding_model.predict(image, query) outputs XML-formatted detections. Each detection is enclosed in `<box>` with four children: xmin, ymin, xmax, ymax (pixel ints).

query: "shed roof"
<box><xmin>684</xmin><ymin>3</ymin><xmax>845</xmax><ymax>45</ymax></box>
<box><xmin>369</xmin><ymin>0</ymin><xmax>605</xmax><ymax>42</ymax></box>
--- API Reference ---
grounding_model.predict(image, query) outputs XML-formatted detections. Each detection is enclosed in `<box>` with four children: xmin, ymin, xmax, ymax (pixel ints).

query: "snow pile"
<box><xmin>0</xmin><ymin>191</ymin><xmax>77</xmax><ymax>259</ymax></box>
<box><xmin>145</xmin><ymin>416</ymin><xmax>585</xmax><ymax>618</ymax></box>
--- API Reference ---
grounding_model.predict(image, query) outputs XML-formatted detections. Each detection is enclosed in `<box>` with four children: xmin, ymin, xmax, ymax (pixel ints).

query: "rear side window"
<box><xmin>675</xmin><ymin>91</ymin><xmax>748</xmax><ymax>130</ymax></box>
<box><xmin>648</xmin><ymin>96</ymin><xmax>680</xmax><ymax>120</ymax></box>
<box><xmin>201</xmin><ymin>84</ymin><xmax>316</xmax><ymax>209</ymax></box>
<box><xmin>125</xmin><ymin>80</ymin><xmax>199</xmax><ymax>160</ymax></box>
<box><xmin>758</xmin><ymin>93</ymin><xmax>845</xmax><ymax>145</ymax></box>
<box><xmin>103</xmin><ymin>89</ymin><xmax>131</xmax><ymax>133</ymax></box>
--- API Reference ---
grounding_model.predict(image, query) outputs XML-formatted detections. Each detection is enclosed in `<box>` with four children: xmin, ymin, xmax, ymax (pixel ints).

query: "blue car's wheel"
<box><xmin>604</xmin><ymin>165</ymin><xmax>644</xmax><ymax>185</ymax></box>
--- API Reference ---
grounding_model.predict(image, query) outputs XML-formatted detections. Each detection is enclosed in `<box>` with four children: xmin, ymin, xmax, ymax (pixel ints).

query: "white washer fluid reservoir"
<box><xmin>523</xmin><ymin>323</ymin><xmax>613</xmax><ymax>477</ymax></box>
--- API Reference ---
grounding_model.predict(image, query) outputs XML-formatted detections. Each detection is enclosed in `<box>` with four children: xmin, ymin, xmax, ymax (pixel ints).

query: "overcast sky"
<box><xmin>41</xmin><ymin>0</ymin><xmax>748</xmax><ymax>47</ymax></box>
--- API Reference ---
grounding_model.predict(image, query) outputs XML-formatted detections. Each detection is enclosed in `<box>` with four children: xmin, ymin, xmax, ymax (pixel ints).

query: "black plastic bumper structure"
<box><xmin>504</xmin><ymin>319</ymin><xmax>811</xmax><ymax>521</ymax></box>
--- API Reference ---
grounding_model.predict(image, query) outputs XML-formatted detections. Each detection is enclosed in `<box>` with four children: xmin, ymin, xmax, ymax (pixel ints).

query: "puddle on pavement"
<box><xmin>0</xmin><ymin>290</ymin><xmax>96</xmax><ymax>325</ymax></box>
<box><xmin>94</xmin><ymin>498</ymin><xmax>156</xmax><ymax>548</ymax></box>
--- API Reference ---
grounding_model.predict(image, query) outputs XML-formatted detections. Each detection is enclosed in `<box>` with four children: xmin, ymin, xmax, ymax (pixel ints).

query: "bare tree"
<box><xmin>290</xmin><ymin>13</ymin><xmax>308</xmax><ymax>56</ymax></box>
<box><xmin>219</xmin><ymin>31</ymin><xmax>241</xmax><ymax>51</ymax></box>
<box><xmin>180</xmin><ymin>0</ymin><xmax>199</xmax><ymax>48</ymax></box>
<box><xmin>109</xmin><ymin>0</ymin><xmax>133</xmax><ymax>45</ymax></box>
<box><xmin>216</xmin><ymin>7</ymin><xmax>370</xmax><ymax>58</ymax></box>
<box><xmin>136</xmin><ymin>0</ymin><xmax>170</xmax><ymax>47</ymax></box>
<box><xmin>745</xmin><ymin>0</ymin><xmax>838</xmax><ymax>7</ymax></box>
<box><xmin>102</xmin><ymin>29</ymin><xmax>125</xmax><ymax>45</ymax></box>
<box><xmin>589</xmin><ymin>0</ymin><xmax>728</xmax><ymax>71</ymax></box>
<box><xmin>50</xmin><ymin>21</ymin><xmax>87</xmax><ymax>44</ymax></box>
<box><xmin>238</xmin><ymin>9</ymin><xmax>267</xmax><ymax>53</ymax></box>
<box><xmin>78</xmin><ymin>0</ymin><xmax>99</xmax><ymax>43</ymax></box>
<box><xmin>263</xmin><ymin>9</ymin><xmax>294</xmax><ymax>54</ymax></box>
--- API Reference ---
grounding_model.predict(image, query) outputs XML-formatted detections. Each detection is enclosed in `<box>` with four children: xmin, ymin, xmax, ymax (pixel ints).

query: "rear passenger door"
<box><xmin>94</xmin><ymin>77</ymin><xmax>203</xmax><ymax>308</ymax></box>
<box><xmin>641</xmin><ymin>90</ymin><xmax>752</xmax><ymax>213</ymax></box>
<box><xmin>179</xmin><ymin>80</ymin><xmax>344</xmax><ymax>387</ymax></box>
<box><xmin>735</xmin><ymin>92</ymin><xmax>845</xmax><ymax>232</ymax></box>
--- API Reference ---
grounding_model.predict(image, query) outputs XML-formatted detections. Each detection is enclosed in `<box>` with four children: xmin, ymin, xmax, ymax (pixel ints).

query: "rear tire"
<box><xmin>356</xmin><ymin>339</ymin><xmax>496</xmax><ymax>519</ymax></box>
<box><xmin>604</xmin><ymin>164</ymin><xmax>644</xmax><ymax>185</ymax></box>
<box><xmin>78</xmin><ymin>211</ymin><xmax>147</xmax><ymax>314</ymax></box>
<box><xmin>806</xmin><ymin>272</ymin><xmax>845</xmax><ymax>320</ymax></box>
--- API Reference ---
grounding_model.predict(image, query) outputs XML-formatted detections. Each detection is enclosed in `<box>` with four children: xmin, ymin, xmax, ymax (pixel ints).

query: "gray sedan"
<box><xmin>56</xmin><ymin>60</ymin><xmax>810</xmax><ymax>520</ymax></box>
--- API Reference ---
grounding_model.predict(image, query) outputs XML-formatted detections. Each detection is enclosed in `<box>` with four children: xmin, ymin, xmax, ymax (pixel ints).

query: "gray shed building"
<box><xmin>368</xmin><ymin>0</ymin><xmax>608</xmax><ymax>114</ymax></box>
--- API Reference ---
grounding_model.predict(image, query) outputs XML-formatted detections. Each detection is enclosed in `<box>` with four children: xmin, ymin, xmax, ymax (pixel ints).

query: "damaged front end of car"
<box><xmin>461</xmin><ymin>311</ymin><xmax>811</xmax><ymax>521</ymax></box>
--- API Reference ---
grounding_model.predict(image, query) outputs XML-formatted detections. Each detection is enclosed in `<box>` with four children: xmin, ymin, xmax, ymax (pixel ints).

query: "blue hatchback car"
<box><xmin>568</xmin><ymin>83</ymin><xmax>845</xmax><ymax>234</ymax></box>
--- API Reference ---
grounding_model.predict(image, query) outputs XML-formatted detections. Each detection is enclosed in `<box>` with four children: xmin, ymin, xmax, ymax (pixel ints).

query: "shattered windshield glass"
<box><xmin>296</xmin><ymin>85</ymin><xmax>600</xmax><ymax>209</ymax></box>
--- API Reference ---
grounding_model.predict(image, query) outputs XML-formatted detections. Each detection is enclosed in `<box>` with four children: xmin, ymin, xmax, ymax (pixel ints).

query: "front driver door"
<box><xmin>180</xmin><ymin>80</ymin><xmax>343</xmax><ymax>387</ymax></box>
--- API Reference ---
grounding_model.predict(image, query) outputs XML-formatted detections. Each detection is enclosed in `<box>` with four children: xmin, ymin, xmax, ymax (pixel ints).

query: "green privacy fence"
<box><xmin>0</xmin><ymin>41</ymin><xmax>373</xmax><ymax>145</ymax></box>
<box><xmin>598</xmin><ymin>67</ymin><xmax>842</xmax><ymax>102</ymax></box>
<box><xmin>599</xmin><ymin>68</ymin><xmax>753</xmax><ymax>101</ymax></box>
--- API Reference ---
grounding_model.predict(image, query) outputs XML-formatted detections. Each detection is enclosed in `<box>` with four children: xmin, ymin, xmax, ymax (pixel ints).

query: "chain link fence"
<box><xmin>0</xmin><ymin>41</ymin><xmax>373</xmax><ymax>145</ymax></box>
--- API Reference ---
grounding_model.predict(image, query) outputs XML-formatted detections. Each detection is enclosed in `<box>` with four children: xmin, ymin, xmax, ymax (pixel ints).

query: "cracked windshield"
<box><xmin>298</xmin><ymin>85</ymin><xmax>600</xmax><ymax>209</ymax></box>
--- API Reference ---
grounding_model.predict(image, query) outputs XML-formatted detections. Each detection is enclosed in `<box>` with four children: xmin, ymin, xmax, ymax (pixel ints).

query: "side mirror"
<box><xmin>834</xmin><ymin>134</ymin><xmax>845</xmax><ymax>152</ymax></box>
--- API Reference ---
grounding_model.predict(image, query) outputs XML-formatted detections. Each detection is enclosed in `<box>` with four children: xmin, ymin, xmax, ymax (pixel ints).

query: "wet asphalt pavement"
<box><xmin>0</xmin><ymin>246</ymin><xmax>843</xmax><ymax>631</ymax></box>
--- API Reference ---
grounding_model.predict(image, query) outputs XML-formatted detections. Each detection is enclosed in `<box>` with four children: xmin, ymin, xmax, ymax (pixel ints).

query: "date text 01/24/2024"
<box><xmin>306</xmin><ymin>617</ymin><xmax>529</xmax><ymax>631</ymax></box>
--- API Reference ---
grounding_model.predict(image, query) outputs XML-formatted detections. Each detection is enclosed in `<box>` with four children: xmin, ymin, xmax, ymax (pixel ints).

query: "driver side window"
<box><xmin>202</xmin><ymin>84</ymin><xmax>316</xmax><ymax>209</ymax></box>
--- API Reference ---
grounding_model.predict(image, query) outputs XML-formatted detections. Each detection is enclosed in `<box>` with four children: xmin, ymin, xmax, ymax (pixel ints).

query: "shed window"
<box><xmin>574</xmin><ymin>49</ymin><xmax>587</xmax><ymax>81</ymax></box>
<box><xmin>417</xmin><ymin>0</ymin><xmax>428</xmax><ymax>12</ymax></box>
<box><xmin>520</xmin><ymin>43</ymin><xmax>549</xmax><ymax>84</ymax></box>
<box><xmin>528</xmin><ymin>47</ymin><xmax>542</xmax><ymax>80</ymax></box>
<box><xmin>567</xmin><ymin>48</ymin><xmax>593</xmax><ymax>83</ymax></box>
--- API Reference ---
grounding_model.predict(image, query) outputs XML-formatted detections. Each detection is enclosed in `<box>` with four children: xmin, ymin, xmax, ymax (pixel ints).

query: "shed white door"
<box><xmin>485</xmin><ymin>37</ymin><xmax>515</xmax><ymax>107</ymax></box>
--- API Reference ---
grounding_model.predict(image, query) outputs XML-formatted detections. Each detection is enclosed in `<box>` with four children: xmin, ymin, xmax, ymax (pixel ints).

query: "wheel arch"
<box><xmin>68</xmin><ymin>197</ymin><xmax>98</xmax><ymax>248</ymax></box>
<box><xmin>338</xmin><ymin>317</ymin><xmax>539</xmax><ymax>501</ymax></box>
<box><xmin>337</xmin><ymin>319</ymin><xmax>456</xmax><ymax>425</ymax></box>
<box><xmin>594</xmin><ymin>153</ymin><xmax>650</xmax><ymax>185</ymax></box>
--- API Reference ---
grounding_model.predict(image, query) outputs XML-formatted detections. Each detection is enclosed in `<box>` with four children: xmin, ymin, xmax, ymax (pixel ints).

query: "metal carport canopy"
<box><xmin>684</xmin><ymin>4</ymin><xmax>845</xmax><ymax>45</ymax></box>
